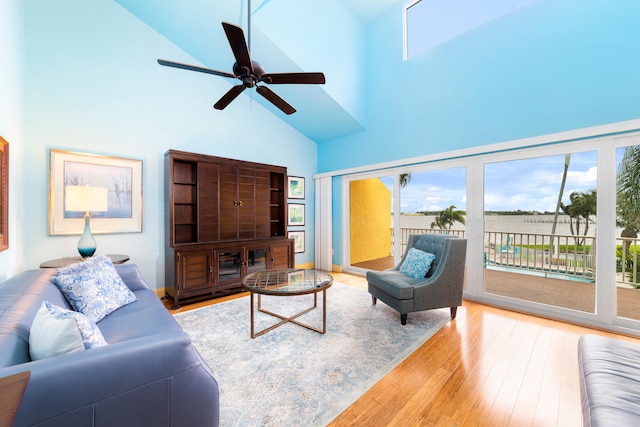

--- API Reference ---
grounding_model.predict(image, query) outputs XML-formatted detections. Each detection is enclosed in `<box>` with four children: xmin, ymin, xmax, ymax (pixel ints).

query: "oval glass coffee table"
<box><xmin>242</xmin><ymin>269</ymin><xmax>333</xmax><ymax>338</ymax></box>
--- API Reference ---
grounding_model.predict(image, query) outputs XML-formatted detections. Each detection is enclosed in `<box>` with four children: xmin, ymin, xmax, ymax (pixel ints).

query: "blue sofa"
<box><xmin>578</xmin><ymin>334</ymin><xmax>640</xmax><ymax>426</ymax></box>
<box><xmin>0</xmin><ymin>264</ymin><xmax>219</xmax><ymax>427</ymax></box>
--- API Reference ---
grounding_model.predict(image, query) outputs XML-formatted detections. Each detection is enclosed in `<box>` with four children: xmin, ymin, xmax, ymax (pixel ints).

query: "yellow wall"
<box><xmin>350</xmin><ymin>178</ymin><xmax>392</xmax><ymax>264</ymax></box>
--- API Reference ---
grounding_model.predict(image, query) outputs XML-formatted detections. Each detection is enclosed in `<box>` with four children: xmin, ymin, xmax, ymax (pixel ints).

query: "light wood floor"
<box><xmin>165</xmin><ymin>273</ymin><xmax>640</xmax><ymax>426</ymax></box>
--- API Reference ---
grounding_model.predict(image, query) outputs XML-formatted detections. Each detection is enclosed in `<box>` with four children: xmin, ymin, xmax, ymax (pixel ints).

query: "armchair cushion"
<box><xmin>366</xmin><ymin>270</ymin><xmax>420</xmax><ymax>300</ymax></box>
<box><xmin>400</xmin><ymin>248</ymin><xmax>436</xmax><ymax>279</ymax></box>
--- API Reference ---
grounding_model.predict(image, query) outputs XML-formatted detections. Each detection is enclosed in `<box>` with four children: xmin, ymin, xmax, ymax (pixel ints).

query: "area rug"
<box><xmin>173</xmin><ymin>282</ymin><xmax>450</xmax><ymax>426</ymax></box>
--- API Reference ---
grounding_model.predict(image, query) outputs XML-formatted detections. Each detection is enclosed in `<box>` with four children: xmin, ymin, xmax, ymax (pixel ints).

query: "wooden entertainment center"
<box><xmin>164</xmin><ymin>149</ymin><xmax>294</xmax><ymax>309</ymax></box>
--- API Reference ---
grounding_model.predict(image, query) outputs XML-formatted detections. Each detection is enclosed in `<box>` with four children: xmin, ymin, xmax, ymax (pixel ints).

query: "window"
<box><xmin>615</xmin><ymin>139</ymin><xmax>640</xmax><ymax>321</ymax></box>
<box><xmin>405</xmin><ymin>0</ymin><xmax>533</xmax><ymax>59</ymax></box>
<box><xmin>347</xmin><ymin>174</ymin><xmax>394</xmax><ymax>271</ymax></box>
<box><xmin>484</xmin><ymin>152</ymin><xmax>598</xmax><ymax>313</ymax></box>
<box><xmin>334</xmin><ymin>128</ymin><xmax>640</xmax><ymax>334</ymax></box>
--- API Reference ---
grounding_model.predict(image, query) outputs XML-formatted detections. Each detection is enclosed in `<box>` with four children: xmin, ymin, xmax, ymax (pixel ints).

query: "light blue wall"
<box><xmin>318</xmin><ymin>0</ymin><xmax>640</xmax><ymax>172</ymax></box>
<box><xmin>19</xmin><ymin>0</ymin><xmax>317</xmax><ymax>289</ymax></box>
<box><xmin>253</xmin><ymin>0</ymin><xmax>367</xmax><ymax>124</ymax></box>
<box><xmin>320</xmin><ymin>0</ymin><xmax>640</xmax><ymax>268</ymax></box>
<box><xmin>0</xmin><ymin>0</ymin><xmax>24</xmax><ymax>281</ymax></box>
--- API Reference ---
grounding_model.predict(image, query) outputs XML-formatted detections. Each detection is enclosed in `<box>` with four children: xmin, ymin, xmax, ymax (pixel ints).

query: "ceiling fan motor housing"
<box><xmin>234</xmin><ymin>61</ymin><xmax>265</xmax><ymax>88</ymax></box>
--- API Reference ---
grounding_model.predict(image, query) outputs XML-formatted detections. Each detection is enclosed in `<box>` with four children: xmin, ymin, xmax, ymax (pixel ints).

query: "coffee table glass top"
<box><xmin>242</xmin><ymin>269</ymin><xmax>333</xmax><ymax>295</ymax></box>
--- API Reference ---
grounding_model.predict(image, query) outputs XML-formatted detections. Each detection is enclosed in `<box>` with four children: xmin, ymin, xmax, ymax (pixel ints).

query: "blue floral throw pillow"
<box><xmin>53</xmin><ymin>255</ymin><xmax>138</xmax><ymax>323</ymax></box>
<box><xmin>29</xmin><ymin>301</ymin><xmax>108</xmax><ymax>360</ymax></box>
<box><xmin>399</xmin><ymin>248</ymin><xmax>436</xmax><ymax>279</ymax></box>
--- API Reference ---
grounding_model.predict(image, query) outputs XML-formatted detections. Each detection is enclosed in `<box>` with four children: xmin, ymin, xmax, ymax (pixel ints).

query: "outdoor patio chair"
<box><xmin>366</xmin><ymin>234</ymin><xmax>467</xmax><ymax>325</ymax></box>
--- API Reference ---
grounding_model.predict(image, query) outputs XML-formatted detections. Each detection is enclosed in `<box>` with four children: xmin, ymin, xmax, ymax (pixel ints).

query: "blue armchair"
<box><xmin>366</xmin><ymin>234</ymin><xmax>467</xmax><ymax>325</ymax></box>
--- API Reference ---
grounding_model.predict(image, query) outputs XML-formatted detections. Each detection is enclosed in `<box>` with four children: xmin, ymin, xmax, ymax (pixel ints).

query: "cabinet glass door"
<box><xmin>247</xmin><ymin>248</ymin><xmax>267</xmax><ymax>275</ymax></box>
<box><xmin>217</xmin><ymin>250</ymin><xmax>242</xmax><ymax>283</ymax></box>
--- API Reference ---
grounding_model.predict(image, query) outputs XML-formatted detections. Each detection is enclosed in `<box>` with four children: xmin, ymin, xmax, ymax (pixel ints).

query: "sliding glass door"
<box><xmin>616</xmin><ymin>140</ymin><xmax>640</xmax><ymax>321</ymax></box>
<box><xmin>346</xmin><ymin>166</ymin><xmax>467</xmax><ymax>274</ymax></box>
<box><xmin>332</xmin><ymin>128</ymin><xmax>640</xmax><ymax>334</ymax></box>
<box><xmin>348</xmin><ymin>175</ymin><xmax>394</xmax><ymax>271</ymax></box>
<box><xmin>483</xmin><ymin>151</ymin><xmax>598</xmax><ymax>313</ymax></box>
<box><xmin>398</xmin><ymin>167</ymin><xmax>467</xmax><ymax>249</ymax></box>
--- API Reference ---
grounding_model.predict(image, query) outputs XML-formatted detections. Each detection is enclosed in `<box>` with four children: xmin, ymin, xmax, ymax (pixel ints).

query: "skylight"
<box><xmin>404</xmin><ymin>0</ymin><xmax>533</xmax><ymax>59</ymax></box>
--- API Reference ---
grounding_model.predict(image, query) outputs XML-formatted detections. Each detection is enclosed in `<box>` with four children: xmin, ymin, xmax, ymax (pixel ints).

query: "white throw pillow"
<box><xmin>29</xmin><ymin>301</ymin><xmax>108</xmax><ymax>360</ymax></box>
<box><xmin>52</xmin><ymin>255</ymin><xmax>138</xmax><ymax>323</ymax></box>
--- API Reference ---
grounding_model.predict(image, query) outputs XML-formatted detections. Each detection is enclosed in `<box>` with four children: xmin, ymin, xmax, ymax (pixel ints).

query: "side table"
<box><xmin>0</xmin><ymin>370</ymin><xmax>30</xmax><ymax>427</ymax></box>
<box><xmin>39</xmin><ymin>254</ymin><xmax>130</xmax><ymax>268</ymax></box>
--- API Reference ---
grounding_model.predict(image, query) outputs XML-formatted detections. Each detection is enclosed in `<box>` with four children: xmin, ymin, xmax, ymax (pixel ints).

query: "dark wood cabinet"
<box><xmin>165</xmin><ymin>150</ymin><xmax>294</xmax><ymax>308</ymax></box>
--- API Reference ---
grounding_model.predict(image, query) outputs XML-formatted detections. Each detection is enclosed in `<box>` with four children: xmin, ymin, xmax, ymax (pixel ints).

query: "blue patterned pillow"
<box><xmin>29</xmin><ymin>301</ymin><xmax>108</xmax><ymax>360</ymax></box>
<box><xmin>399</xmin><ymin>248</ymin><xmax>436</xmax><ymax>279</ymax></box>
<box><xmin>53</xmin><ymin>255</ymin><xmax>138</xmax><ymax>323</ymax></box>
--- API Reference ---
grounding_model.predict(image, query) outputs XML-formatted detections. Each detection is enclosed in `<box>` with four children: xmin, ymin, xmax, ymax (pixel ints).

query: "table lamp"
<box><xmin>65</xmin><ymin>185</ymin><xmax>108</xmax><ymax>258</ymax></box>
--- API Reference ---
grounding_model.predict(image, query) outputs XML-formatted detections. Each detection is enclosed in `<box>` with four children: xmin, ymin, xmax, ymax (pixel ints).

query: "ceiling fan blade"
<box><xmin>157</xmin><ymin>59</ymin><xmax>236</xmax><ymax>79</ymax></box>
<box><xmin>256</xmin><ymin>86</ymin><xmax>296</xmax><ymax>115</ymax></box>
<box><xmin>221</xmin><ymin>22</ymin><xmax>253</xmax><ymax>72</ymax></box>
<box><xmin>214</xmin><ymin>85</ymin><xmax>246</xmax><ymax>110</ymax></box>
<box><xmin>261</xmin><ymin>72</ymin><xmax>326</xmax><ymax>85</ymax></box>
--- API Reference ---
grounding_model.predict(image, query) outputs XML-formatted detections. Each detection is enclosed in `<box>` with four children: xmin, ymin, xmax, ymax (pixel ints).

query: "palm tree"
<box><xmin>560</xmin><ymin>189</ymin><xmax>597</xmax><ymax>246</ymax></box>
<box><xmin>431</xmin><ymin>205</ymin><xmax>466</xmax><ymax>230</ymax></box>
<box><xmin>550</xmin><ymin>154</ymin><xmax>571</xmax><ymax>256</ymax></box>
<box><xmin>399</xmin><ymin>173</ymin><xmax>411</xmax><ymax>189</ymax></box>
<box><xmin>617</xmin><ymin>146</ymin><xmax>640</xmax><ymax>241</ymax></box>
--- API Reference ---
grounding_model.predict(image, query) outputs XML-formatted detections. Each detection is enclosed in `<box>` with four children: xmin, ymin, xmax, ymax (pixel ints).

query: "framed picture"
<box><xmin>288</xmin><ymin>176</ymin><xmax>305</xmax><ymax>199</ymax></box>
<box><xmin>49</xmin><ymin>149</ymin><xmax>143</xmax><ymax>235</ymax></box>
<box><xmin>288</xmin><ymin>203</ymin><xmax>305</xmax><ymax>226</ymax></box>
<box><xmin>288</xmin><ymin>231</ymin><xmax>305</xmax><ymax>253</ymax></box>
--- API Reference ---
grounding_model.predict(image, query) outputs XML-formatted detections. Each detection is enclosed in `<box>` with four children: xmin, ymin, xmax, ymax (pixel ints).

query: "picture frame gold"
<box><xmin>49</xmin><ymin>149</ymin><xmax>143</xmax><ymax>235</ymax></box>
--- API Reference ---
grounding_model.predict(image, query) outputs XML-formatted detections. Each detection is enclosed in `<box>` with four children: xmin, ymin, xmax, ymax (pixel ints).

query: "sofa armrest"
<box><xmin>115</xmin><ymin>263</ymin><xmax>151</xmax><ymax>291</ymax></box>
<box><xmin>1</xmin><ymin>332</ymin><xmax>219</xmax><ymax>427</ymax></box>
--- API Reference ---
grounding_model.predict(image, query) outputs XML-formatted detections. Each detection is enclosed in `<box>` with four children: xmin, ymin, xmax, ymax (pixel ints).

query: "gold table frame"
<box><xmin>242</xmin><ymin>269</ymin><xmax>333</xmax><ymax>338</ymax></box>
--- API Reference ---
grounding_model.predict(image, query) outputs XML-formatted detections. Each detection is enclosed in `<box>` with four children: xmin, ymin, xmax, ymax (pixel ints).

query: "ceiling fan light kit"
<box><xmin>158</xmin><ymin>19</ymin><xmax>325</xmax><ymax>115</ymax></box>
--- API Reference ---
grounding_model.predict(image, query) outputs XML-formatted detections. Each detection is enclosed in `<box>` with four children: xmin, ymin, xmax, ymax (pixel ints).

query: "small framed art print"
<box><xmin>288</xmin><ymin>176</ymin><xmax>305</xmax><ymax>199</ymax></box>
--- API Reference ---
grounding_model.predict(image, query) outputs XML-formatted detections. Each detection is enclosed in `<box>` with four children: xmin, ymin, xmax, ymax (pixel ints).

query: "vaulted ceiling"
<box><xmin>114</xmin><ymin>0</ymin><xmax>404</xmax><ymax>142</ymax></box>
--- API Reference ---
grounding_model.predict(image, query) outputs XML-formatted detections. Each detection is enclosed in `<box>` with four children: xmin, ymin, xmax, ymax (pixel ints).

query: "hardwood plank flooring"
<box><xmin>164</xmin><ymin>272</ymin><xmax>640</xmax><ymax>426</ymax></box>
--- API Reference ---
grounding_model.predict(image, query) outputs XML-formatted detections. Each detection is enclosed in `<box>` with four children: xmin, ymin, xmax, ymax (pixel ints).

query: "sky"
<box><xmin>380</xmin><ymin>149</ymin><xmax>620</xmax><ymax>214</ymax></box>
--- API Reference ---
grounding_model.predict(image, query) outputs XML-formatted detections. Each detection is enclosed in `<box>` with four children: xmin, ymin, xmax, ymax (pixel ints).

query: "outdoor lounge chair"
<box><xmin>366</xmin><ymin>234</ymin><xmax>467</xmax><ymax>325</ymax></box>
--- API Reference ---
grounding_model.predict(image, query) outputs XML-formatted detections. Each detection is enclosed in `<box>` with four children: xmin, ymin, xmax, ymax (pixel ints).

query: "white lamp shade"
<box><xmin>65</xmin><ymin>186</ymin><xmax>108</xmax><ymax>212</ymax></box>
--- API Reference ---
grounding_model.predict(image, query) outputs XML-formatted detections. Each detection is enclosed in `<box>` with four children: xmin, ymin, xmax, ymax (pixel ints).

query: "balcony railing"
<box><xmin>484</xmin><ymin>231</ymin><xmax>595</xmax><ymax>281</ymax></box>
<box><xmin>391</xmin><ymin>227</ymin><xmax>640</xmax><ymax>288</ymax></box>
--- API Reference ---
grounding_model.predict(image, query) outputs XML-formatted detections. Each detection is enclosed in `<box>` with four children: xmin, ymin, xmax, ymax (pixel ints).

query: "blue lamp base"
<box><xmin>77</xmin><ymin>214</ymin><xmax>97</xmax><ymax>259</ymax></box>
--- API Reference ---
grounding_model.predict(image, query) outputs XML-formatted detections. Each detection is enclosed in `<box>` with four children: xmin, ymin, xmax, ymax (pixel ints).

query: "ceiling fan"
<box><xmin>157</xmin><ymin>18</ymin><xmax>326</xmax><ymax>115</ymax></box>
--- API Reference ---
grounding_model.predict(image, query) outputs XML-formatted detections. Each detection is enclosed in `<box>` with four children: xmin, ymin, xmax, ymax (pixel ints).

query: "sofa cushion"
<box><xmin>399</xmin><ymin>248</ymin><xmax>436</xmax><ymax>279</ymax></box>
<box><xmin>578</xmin><ymin>334</ymin><xmax>640</xmax><ymax>426</ymax></box>
<box><xmin>29</xmin><ymin>301</ymin><xmax>107</xmax><ymax>360</ymax></box>
<box><xmin>53</xmin><ymin>255</ymin><xmax>138</xmax><ymax>323</ymax></box>
<box><xmin>98</xmin><ymin>289</ymin><xmax>184</xmax><ymax>342</ymax></box>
